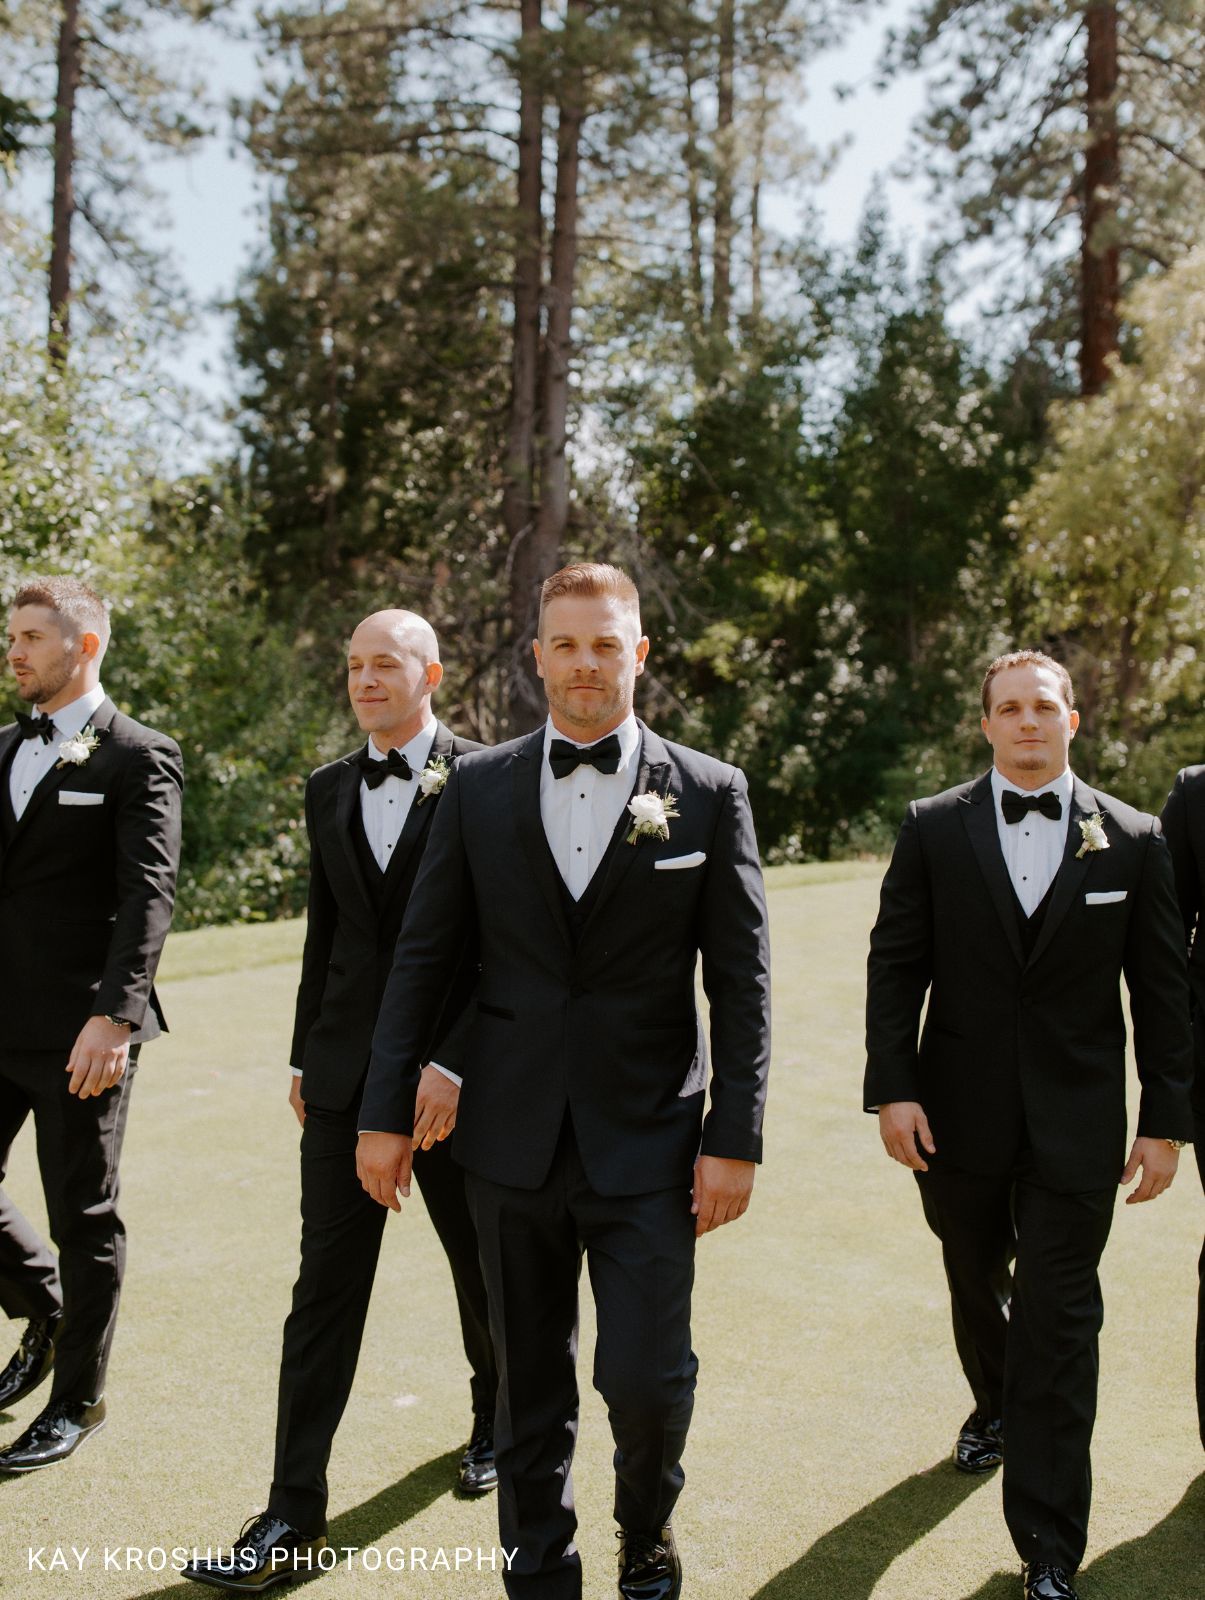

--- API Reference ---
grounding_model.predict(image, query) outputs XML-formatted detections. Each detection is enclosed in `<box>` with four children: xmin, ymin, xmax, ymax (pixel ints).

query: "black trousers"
<box><xmin>0</xmin><ymin>1046</ymin><xmax>138</xmax><ymax>1406</ymax></box>
<box><xmin>268</xmin><ymin>1100</ymin><xmax>497</xmax><ymax>1535</ymax></box>
<box><xmin>1195</xmin><ymin>1110</ymin><xmax>1204</xmax><ymax>1452</ymax></box>
<box><xmin>916</xmin><ymin>1160</ymin><xmax>1114</xmax><ymax>1575</ymax></box>
<box><xmin>467</xmin><ymin>1123</ymin><xmax>698</xmax><ymax>1600</ymax></box>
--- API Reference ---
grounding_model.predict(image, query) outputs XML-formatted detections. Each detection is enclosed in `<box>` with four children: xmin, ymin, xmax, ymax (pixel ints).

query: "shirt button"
<box><xmin>576</xmin><ymin>846</ymin><xmax>583</xmax><ymax>853</ymax></box>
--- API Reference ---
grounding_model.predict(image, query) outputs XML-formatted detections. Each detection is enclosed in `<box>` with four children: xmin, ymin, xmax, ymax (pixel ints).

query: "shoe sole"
<box><xmin>0</xmin><ymin>1416</ymin><xmax>105</xmax><ymax>1474</ymax></box>
<box><xmin>181</xmin><ymin>1570</ymin><xmax>302</xmax><ymax>1594</ymax></box>
<box><xmin>954</xmin><ymin>1454</ymin><xmax>1003</xmax><ymax>1474</ymax></box>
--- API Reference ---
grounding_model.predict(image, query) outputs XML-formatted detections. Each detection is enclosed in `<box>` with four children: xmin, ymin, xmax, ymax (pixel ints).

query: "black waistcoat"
<box><xmin>1012</xmin><ymin>873</ymin><xmax>1058</xmax><ymax>961</ymax></box>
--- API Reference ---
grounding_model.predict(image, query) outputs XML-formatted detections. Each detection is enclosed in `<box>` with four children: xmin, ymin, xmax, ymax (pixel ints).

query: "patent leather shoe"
<box><xmin>617</xmin><ymin>1524</ymin><xmax>681</xmax><ymax>1600</ymax></box>
<box><xmin>1023</xmin><ymin>1563</ymin><xmax>1079</xmax><ymax>1600</ymax></box>
<box><xmin>0</xmin><ymin>1396</ymin><xmax>105</xmax><ymax>1471</ymax></box>
<box><xmin>456</xmin><ymin>1412</ymin><xmax>498</xmax><ymax>1495</ymax></box>
<box><xmin>954</xmin><ymin>1411</ymin><xmax>1003</xmax><ymax>1473</ymax></box>
<box><xmin>181</xmin><ymin>1513</ymin><xmax>327</xmax><ymax>1592</ymax></box>
<box><xmin>0</xmin><ymin>1314</ymin><xmax>62</xmax><ymax>1409</ymax></box>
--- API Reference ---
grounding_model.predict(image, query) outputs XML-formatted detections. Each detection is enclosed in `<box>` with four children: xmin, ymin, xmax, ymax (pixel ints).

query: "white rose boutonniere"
<box><xmin>415</xmin><ymin>754</ymin><xmax>451</xmax><ymax>806</ymax></box>
<box><xmin>1076</xmin><ymin>811</ymin><xmax>1109</xmax><ymax>859</ymax></box>
<box><xmin>56</xmin><ymin>725</ymin><xmax>101</xmax><ymax>768</ymax></box>
<box><xmin>626</xmin><ymin>789</ymin><xmax>680</xmax><ymax>845</ymax></box>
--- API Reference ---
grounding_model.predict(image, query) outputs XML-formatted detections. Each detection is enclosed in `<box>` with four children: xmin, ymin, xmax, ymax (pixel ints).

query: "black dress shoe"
<box><xmin>0</xmin><ymin>1396</ymin><xmax>105</xmax><ymax>1472</ymax></box>
<box><xmin>617</xmin><ymin>1525</ymin><xmax>681</xmax><ymax>1600</ymax></box>
<box><xmin>0</xmin><ymin>1314</ymin><xmax>62</xmax><ymax>1409</ymax></box>
<box><xmin>1023</xmin><ymin>1563</ymin><xmax>1079</xmax><ymax>1599</ymax></box>
<box><xmin>954</xmin><ymin>1411</ymin><xmax>1004</xmax><ymax>1473</ymax></box>
<box><xmin>456</xmin><ymin>1412</ymin><xmax>498</xmax><ymax>1495</ymax></box>
<box><xmin>181</xmin><ymin>1514</ymin><xmax>327</xmax><ymax>1592</ymax></box>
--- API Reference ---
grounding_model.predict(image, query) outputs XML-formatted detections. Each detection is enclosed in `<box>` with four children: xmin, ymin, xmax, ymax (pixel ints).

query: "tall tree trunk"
<box><xmin>1081</xmin><ymin>2</ymin><xmax>1120</xmax><ymax>395</ymax></box>
<box><xmin>503</xmin><ymin>0</ymin><xmax>544</xmax><ymax>558</ymax></box>
<box><xmin>711</xmin><ymin>0</ymin><xmax>735</xmax><ymax>344</ymax></box>
<box><xmin>681</xmin><ymin>56</ymin><xmax>705</xmax><ymax>328</ymax></box>
<box><xmin>749</xmin><ymin>73</ymin><xmax>768</xmax><ymax>326</ymax></box>
<box><xmin>49</xmin><ymin>0</ymin><xmax>82</xmax><ymax>364</ymax></box>
<box><xmin>506</xmin><ymin>0</ymin><xmax>588</xmax><ymax>732</ymax></box>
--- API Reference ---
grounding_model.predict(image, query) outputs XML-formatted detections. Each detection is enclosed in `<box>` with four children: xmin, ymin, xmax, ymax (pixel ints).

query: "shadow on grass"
<box><xmin>122</xmin><ymin>1448</ymin><xmax>461</xmax><ymax>1598</ymax></box>
<box><xmin>961</xmin><ymin>1470</ymin><xmax>1205</xmax><ymax>1600</ymax></box>
<box><xmin>750</xmin><ymin>1459</ymin><xmax>991</xmax><ymax>1599</ymax></box>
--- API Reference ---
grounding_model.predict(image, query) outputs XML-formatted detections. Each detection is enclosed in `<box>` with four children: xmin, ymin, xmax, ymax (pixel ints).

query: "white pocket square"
<box><xmin>58</xmin><ymin>790</ymin><xmax>104</xmax><ymax>806</ymax></box>
<box><xmin>1085</xmin><ymin>890</ymin><xmax>1126</xmax><ymax>905</ymax></box>
<box><xmin>655</xmin><ymin>851</ymin><xmax>706</xmax><ymax>871</ymax></box>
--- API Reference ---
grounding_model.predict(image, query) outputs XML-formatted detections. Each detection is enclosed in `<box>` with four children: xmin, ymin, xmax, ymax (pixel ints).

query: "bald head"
<box><xmin>347</xmin><ymin>609</ymin><xmax>443</xmax><ymax>752</ymax></box>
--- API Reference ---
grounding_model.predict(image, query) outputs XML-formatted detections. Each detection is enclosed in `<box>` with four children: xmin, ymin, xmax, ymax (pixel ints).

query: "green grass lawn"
<box><xmin>1</xmin><ymin>862</ymin><xmax>1201</xmax><ymax>1598</ymax></box>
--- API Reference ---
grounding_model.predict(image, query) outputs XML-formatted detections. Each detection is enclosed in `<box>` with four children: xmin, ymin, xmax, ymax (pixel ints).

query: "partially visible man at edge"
<box><xmin>865</xmin><ymin>650</ymin><xmax>1193</xmax><ymax>1600</ymax></box>
<box><xmin>0</xmin><ymin>575</ymin><xmax>182</xmax><ymax>1472</ymax></box>
<box><xmin>357</xmin><ymin>563</ymin><xmax>771</xmax><ymax>1600</ymax></box>
<box><xmin>182</xmin><ymin>609</ymin><xmax>497</xmax><ymax>1595</ymax></box>
<box><xmin>1157</xmin><ymin>766</ymin><xmax>1205</xmax><ymax>1452</ymax></box>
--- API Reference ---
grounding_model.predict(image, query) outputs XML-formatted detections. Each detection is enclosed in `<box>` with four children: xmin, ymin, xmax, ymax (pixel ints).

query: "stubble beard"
<box><xmin>15</xmin><ymin>656</ymin><xmax>75</xmax><ymax>707</ymax></box>
<box><xmin>548</xmin><ymin>679</ymin><xmax>629</xmax><ymax>737</ymax></box>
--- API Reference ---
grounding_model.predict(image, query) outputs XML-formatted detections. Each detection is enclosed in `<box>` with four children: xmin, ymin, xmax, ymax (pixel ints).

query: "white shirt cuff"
<box><xmin>290</xmin><ymin>1067</ymin><xmax>302</xmax><ymax>1078</ymax></box>
<box><xmin>429</xmin><ymin>1061</ymin><xmax>463</xmax><ymax>1087</ymax></box>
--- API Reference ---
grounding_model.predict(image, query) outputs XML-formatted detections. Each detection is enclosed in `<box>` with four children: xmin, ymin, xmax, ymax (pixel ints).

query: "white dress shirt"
<box><xmin>539</xmin><ymin>712</ymin><xmax>641</xmax><ymax>899</ymax></box>
<box><xmin>8</xmin><ymin>683</ymin><xmax>107</xmax><ymax>820</ymax></box>
<box><xmin>359</xmin><ymin>719</ymin><xmax>437</xmax><ymax>873</ymax></box>
<box><xmin>991</xmin><ymin>765</ymin><xmax>1073</xmax><ymax>917</ymax></box>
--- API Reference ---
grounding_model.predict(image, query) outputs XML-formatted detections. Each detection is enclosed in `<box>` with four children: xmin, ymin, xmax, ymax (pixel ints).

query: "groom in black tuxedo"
<box><xmin>357</xmin><ymin>563</ymin><xmax>771</xmax><ymax>1600</ymax></box>
<box><xmin>866</xmin><ymin>650</ymin><xmax>1193</xmax><ymax>1600</ymax></box>
<box><xmin>0</xmin><ymin>575</ymin><xmax>182</xmax><ymax>1472</ymax></box>
<box><xmin>183</xmin><ymin>609</ymin><xmax>497</xmax><ymax>1593</ymax></box>
<box><xmin>1156</xmin><ymin>766</ymin><xmax>1205</xmax><ymax>1451</ymax></box>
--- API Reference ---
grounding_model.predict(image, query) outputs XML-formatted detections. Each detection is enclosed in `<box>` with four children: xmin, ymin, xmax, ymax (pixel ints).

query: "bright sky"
<box><xmin>15</xmin><ymin>0</ymin><xmax>934</xmax><ymax>451</ymax></box>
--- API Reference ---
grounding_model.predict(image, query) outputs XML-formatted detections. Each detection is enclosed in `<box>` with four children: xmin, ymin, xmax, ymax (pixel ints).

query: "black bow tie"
<box><xmin>357</xmin><ymin>747</ymin><xmax>413</xmax><ymax>790</ymax></box>
<box><xmin>15</xmin><ymin>711</ymin><xmax>57</xmax><ymax>744</ymax></box>
<box><xmin>1001</xmin><ymin>789</ymin><xmax>1063</xmax><ymax>824</ymax></box>
<box><xmin>548</xmin><ymin>733</ymin><xmax>622</xmax><ymax>781</ymax></box>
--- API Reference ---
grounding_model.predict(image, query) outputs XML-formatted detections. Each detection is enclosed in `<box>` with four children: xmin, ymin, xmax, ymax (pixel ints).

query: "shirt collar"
<box><xmin>365</xmin><ymin>717</ymin><xmax>438</xmax><ymax>767</ymax></box>
<box><xmin>542</xmin><ymin>711</ymin><xmax>640</xmax><ymax>772</ymax></box>
<box><xmin>37</xmin><ymin>684</ymin><xmax>106</xmax><ymax>739</ymax></box>
<box><xmin>991</xmin><ymin>764</ymin><xmax>1074</xmax><ymax>810</ymax></box>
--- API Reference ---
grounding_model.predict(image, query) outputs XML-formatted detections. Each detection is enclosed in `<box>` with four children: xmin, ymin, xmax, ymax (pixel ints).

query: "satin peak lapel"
<box><xmin>961</xmin><ymin>773</ymin><xmax>1025</xmax><ymax>968</ymax></box>
<box><xmin>511</xmin><ymin>729</ymin><xmax>573</xmax><ymax>952</ymax></box>
<box><xmin>334</xmin><ymin>752</ymin><xmax>374</xmax><ymax>916</ymax></box>
<box><xmin>1025</xmin><ymin>778</ymin><xmax>1100</xmax><ymax>969</ymax></box>
<box><xmin>381</xmin><ymin>722</ymin><xmax>456</xmax><ymax>907</ymax></box>
<box><xmin>6</xmin><ymin>698</ymin><xmax>115</xmax><ymax>843</ymax></box>
<box><xmin>585</xmin><ymin>723</ymin><xmax>673</xmax><ymax>927</ymax></box>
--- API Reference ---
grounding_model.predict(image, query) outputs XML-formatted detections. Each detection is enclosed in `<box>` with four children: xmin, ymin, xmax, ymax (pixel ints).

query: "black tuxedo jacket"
<box><xmin>360</xmin><ymin>721</ymin><xmax>772</xmax><ymax>1197</ymax></box>
<box><xmin>1157</xmin><ymin>764</ymin><xmax>1205</xmax><ymax>1117</ymax></box>
<box><xmin>865</xmin><ymin>770</ymin><xmax>1193</xmax><ymax>1191</ymax></box>
<box><xmin>0</xmin><ymin>696</ymin><xmax>183</xmax><ymax>1051</ymax></box>
<box><xmin>289</xmin><ymin>721</ymin><xmax>482</xmax><ymax>1113</ymax></box>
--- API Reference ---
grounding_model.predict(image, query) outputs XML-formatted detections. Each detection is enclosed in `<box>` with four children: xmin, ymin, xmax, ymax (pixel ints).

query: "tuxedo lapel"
<box><xmin>1024</xmin><ymin>777</ymin><xmax>1099</xmax><ymax>970</ymax></box>
<box><xmin>0</xmin><ymin>723</ymin><xmax>21</xmax><ymax>866</ymax></box>
<box><xmin>334</xmin><ymin>751</ymin><xmax>374</xmax><ymax>915</ymax></box>
<box><xmin>379</xmin><ymin>721</ymin><xmax>454</xmax><ymax>909</ymax></box>
<box><xmin>511</xmin><ymin>730</ymin><xmax>574</xmax><ymax>953</ymax></box>
<box><xmin>960</xmin><ymin>772</ymin><xmax>1026</xmax><ymax>969</ymax></box>
<box><xmin>6</xmin><ymin>697</ymin><xmax>115</xmax><ymax>845</ymax></box>
<box><xmin>583</xmin><ymin>722</ymin><xmax>672</xmax><ymax>930</ymax></box>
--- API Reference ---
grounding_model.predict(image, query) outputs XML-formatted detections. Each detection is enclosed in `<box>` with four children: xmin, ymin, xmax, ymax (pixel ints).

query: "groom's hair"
<box><xmin>12</xmin><ymin>575</ymin><xmax>111</xmax><ymax>649</ymax></box>
<box><xmin>981</xmin><ymin>650</ymin><xmax>1074</xmax><ymax>716</ymax></box>
<box><xmin>537</xmin><ymin>563</ymin><xmax>641</xmax><ymax>636</ymax></box>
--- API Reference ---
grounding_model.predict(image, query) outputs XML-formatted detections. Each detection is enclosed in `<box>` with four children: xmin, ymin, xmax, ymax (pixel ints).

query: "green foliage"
<box><xmin>1015</xmin><ymin>246</ymin><xmax>1205</xmax><ymax>807</ymax></box>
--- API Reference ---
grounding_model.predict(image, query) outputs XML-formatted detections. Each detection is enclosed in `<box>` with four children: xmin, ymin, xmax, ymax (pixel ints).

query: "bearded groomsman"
<box><xmin>865</xmin><ymin>650</ymin><xmax>1193</xmax><ymax>1600</ymax></box>
<box><xmin>357</xmin><ymin>564</ymin><xmax>771</xmax><ymax>1600</ymax></box>
<box><xmin>1157</xmin><ymin>767</ymin><xmax>1205</xmax><ymax>1451</ymax></box>
<box><xmin>0</xmin><ymin>575</ymin><xmax>182</xmax><ymax>1471</ymax></box>
<box><xmin>183</xmin><ymin>609</ymin><xmax>498</xmax><ymax>1593</ymax></box>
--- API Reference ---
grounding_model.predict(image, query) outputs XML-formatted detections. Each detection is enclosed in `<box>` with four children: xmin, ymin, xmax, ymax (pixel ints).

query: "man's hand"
<box><xmin>65</xmin><ymin>1016</ymin><xmax>132</xmax><ymax>1098</ymax></box>
<box><xmin>356</xmin><ymin>1131</ymin><xmax>414</xmax><ymax>1212</ymax></box>
<box><xmin>1120</xmin><ymin>1137</ymin><xmax>1179</xmax><ymax>1204</ymax></box>
<box><xmin>412</xmin><ymin>1065</ymin><xmax>459</xmax><ymax>1151</ymax></box>
<box><xmin>878</xmin><ymin>1101</ymin><xmax>936</xmax><ymax>1172</ymax></box>
<box><xmin>288</xmin><ymin>1075</ymin><xmax>306</xmax><ymax>1127</ymax></box>
<box><xmin>691</xmin><ymin>1155</ymin><xmax>755</xmax><ymax>1237</ymax></box>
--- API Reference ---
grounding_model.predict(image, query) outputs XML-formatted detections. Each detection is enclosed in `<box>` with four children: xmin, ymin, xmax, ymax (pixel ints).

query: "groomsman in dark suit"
<box><xmin>1156</xmin><ymin>767</ymin><xmax>1205</xmax><ymax>1450</ymax></box>
<box><xmin>0</xmin><ymin>575</ymin><xmax>182</xmax><ymax>1471</ymax></box>
<box><xmin>357</xmin><ymin>563</ymin><xmax>772</xmax><ymax>1600</ymax></box>
<box><xmin>866</xmin><ymin>650</ymin><xmax>1193</xmax><ymax>1600</ymax></box>
<box><xmin>183</xmin><ymin>608</ymin><xmax>497</xmax><ymax>1594</ymax></box>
